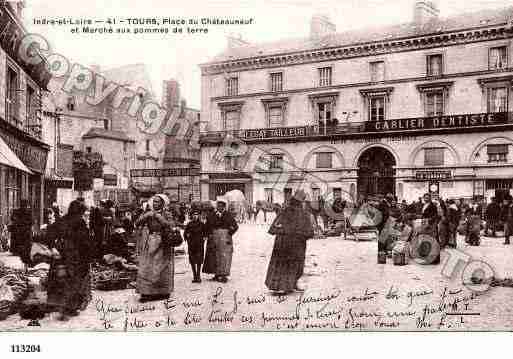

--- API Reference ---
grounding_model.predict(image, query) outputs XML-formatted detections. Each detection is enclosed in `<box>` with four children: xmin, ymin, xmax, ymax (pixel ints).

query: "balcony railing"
<box><xmin>2</xmin><ymin>114</ymin><xmax>43</xmax><ymax>140</ymax></box>
<box><xmin>200</xmin><ymin>112</ymin><xmax>513</xmax><ymax>144</ymax></box>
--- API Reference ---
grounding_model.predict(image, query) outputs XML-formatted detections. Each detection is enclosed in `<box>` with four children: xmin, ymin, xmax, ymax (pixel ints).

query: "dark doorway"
<box><xmin>210</xmin><ymin>183</ymin><xmax>246</xmax><ymax>200</ymax></box>
<box><xmin>357</xmin><ymin>147</ymin><xmax>396</xmax><ymax>200</ymax></box>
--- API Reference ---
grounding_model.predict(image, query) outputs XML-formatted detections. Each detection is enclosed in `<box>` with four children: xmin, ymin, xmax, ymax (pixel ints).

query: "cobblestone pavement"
<box><xmin>1</xmin><ymin>223</ymin><xmax>513</xmax><ymax>331</ymax></box>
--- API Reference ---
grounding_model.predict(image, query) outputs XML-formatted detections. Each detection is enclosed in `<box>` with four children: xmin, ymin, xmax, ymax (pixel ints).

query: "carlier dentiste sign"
<box><xmin>364</xmin><ymin>112</ymin><xmax>508</xmax><ymax>132</ymax></box>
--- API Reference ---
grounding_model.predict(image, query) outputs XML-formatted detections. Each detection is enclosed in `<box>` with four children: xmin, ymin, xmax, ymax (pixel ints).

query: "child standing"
<box><xmin>184</xmin><ymin>210</ymin><xmax>208</xmax><ymax>283</ymax></box>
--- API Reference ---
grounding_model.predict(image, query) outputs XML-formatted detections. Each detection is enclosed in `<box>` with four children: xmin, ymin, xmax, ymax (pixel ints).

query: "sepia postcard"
<box><xmin>0</xmin><ymin>0</ymin><xmax>513</xmax><ymax>345</ymax></box>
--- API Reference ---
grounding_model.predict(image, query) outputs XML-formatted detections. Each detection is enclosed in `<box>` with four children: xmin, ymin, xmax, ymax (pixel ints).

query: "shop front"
<box><xmin>0</xmin><ymin>122</ymin><xmax>49</xmax><ymax>229</ymax></box>
<box><xmin>203</xmin><ymin>173</ymin><xmax>253</xmax><ymax>203</ymax></box>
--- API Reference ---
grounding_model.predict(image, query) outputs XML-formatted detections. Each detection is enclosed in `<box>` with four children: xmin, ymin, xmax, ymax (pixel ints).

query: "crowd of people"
<box><xmin>2</xmin><ymin>194</ymin><xmax>241</xmax><ymax>319</ymax></box>
<box><xmin>372</xmin><ymin>193</ymin><xmax>513</xmax><ymax>264</ymax></box>
<box><xmin>3</xmin><ymin>189</ymin><xmax>513</xmax><ymax>318</ymax></box>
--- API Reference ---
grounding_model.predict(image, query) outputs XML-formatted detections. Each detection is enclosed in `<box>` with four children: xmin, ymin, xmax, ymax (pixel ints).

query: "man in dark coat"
<box><xmin>203</xmin><ymin>197</ymin><xmax>238</xmax><ymax>283</ymax></box>
<box><xmin>485</xmin><ymin>197</ymin><xmax>501</xmax><ymax>237</ymax></box>
<box><xmin>376</xmin><ymin>193</ymin><xmax>393</xmax><ymax>254</ymax></box>
<box><xmin>504</xmin><ymin>197</ymin><xmax>513</xmax><ymax>245</ymax></box>
<box><xmin>265</xmin><ymin>189</ymin><xmax>314</xmax><ymax>294</ymax></box>
<box><xmin>184</xmin><ymin>209</ymin><xmax>208</xmax><ymax>283</ymax></box>
<box><xmin>501</xmin><ymin>198</ymin><xmax>511</xmax><ymax>237</ymax></box>
<box><xmin>420</xmin><ymin>193</ymin><xmax>441</xmax><ymax>264</ymax></box>
<box><xmin>9</xmin><ymin>199</ymin><xmax>33</xmax><ymax>264</ymax></box>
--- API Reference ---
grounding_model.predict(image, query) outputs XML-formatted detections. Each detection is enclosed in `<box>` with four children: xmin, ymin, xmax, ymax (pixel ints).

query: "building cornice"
<box><xmin>201</xmin><ymin>24</ymin><xmax>513</xmax><ymax>75</ymax></box>
<box><xmin>416</xmin><ymin>80</ymin><xmax>454</xmax><ymax>91</ymax></box>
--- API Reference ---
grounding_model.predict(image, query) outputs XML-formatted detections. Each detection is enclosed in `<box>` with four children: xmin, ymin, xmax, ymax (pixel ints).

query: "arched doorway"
<box><xmin>357</xmin><ymin>147</ymin><xmax>396</xmax><ymax>199</ymax></box>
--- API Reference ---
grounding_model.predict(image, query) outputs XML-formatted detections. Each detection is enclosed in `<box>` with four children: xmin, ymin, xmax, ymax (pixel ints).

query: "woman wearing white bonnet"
<box><xmin>135</xmin><ymin>193</ymin><xmax>178</xmax><ymax>302</ymax></box>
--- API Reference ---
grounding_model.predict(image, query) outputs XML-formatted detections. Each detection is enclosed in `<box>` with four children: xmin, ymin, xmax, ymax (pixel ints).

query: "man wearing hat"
<box><xmin>184</xmin><ymin>209</ymin><xmax>208</xmax><ymax>283</ymax></box>
<box><xmin>376</xmin><ymin>193</ymin><xmax>393</xmax><ymax>253</ymax></box>
<box><xmin>203</xmin><ymin>196</ymin><xmax>239</xmax><ymax>283</ymax></box>
<box><xmin>265</xmin><ymin>189</ymin><xmax>314</xmax><ymax>294</ymax></box>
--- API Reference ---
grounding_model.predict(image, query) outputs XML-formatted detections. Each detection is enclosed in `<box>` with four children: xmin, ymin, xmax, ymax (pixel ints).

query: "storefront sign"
<box><xmin>73</xmin><ymin>151</ymin><xmax>104</xmax><ymax>178</ymax></box>
<box><xmin>103</xmin><ymin>174</ymin><xmax>118</xmax><ymax>186</ymax></box>
<box><xmin>74</xmin><ymin>170</ymin><xmax>93</xmax><ymax>191</ymax></box>
<box><xmin>240</xmin><ymin>126</ymin><xmax>307</xmax><ymax>140</ymax></box>
<box><xmin>415</xmin><ymin>170</ymin><xmax>452</xmax><ymax>181</ymax></box>
<box><xmin>0</xmin><ymin>131</ymin><xmax>48</xmax><ymax>173</ymax></box>
<box><xmin>130</xmin><ymin>168</ymin><xmax>200</xmax><ymax>178</ymax></box>
<box><xmin>0</xmin><ymin>4</ymin><xmax>51</xmax><ymax>88</ymax></box>
<box><xmin>364</xmin><ymin>112</ymin><xmax>508</xmax><ymax>132</ymax></box>
<box><xmin>429</xmin><ymin>181</ymin><xmax>440</xmax><ymax>199</ymax></box>
<box><xmin>45</xmin><ymin>179</ymin><xmax>73</xmax><ymax>189</ymax></box>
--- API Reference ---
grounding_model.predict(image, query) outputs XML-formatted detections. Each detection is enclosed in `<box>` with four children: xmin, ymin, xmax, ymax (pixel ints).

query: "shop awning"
<box><xmin>0</xmin><ymin>136</ymin><xmax>33</xmax><ymax>174</ymax></box>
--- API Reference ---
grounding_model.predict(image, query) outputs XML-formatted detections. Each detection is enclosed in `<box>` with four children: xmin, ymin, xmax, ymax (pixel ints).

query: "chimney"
<box><xmin>162</xmin><ymin>80</ymin><xmax>180</xmax><ymax>110</ymax></box>
<box><xmin>227</xmin><ymin>33</ymin><xmax>249</xmax><ymax>49</ymax></box>
<box><xmin>310</xmin><ymin>14</ymin><xmax>336</xmax><ymax>40</ymax></box>
<box><xmin>413</xmin><ymin>1</ymin><xmax>439</xmax><ymax>25</ymax></box>
<box><xmin>180</xmin><ymin>99</ymin><xmax>187</xmax><ymax>117</ymax></box>
<box><xmin>90</xmin><ymin>64</ymin><xmax>101</xmax><ymax>73</ymax></box>
<box><xmin>7</xmin><ymin>1</ymin><xmax>25</xmax><ymax>18</ymax></box>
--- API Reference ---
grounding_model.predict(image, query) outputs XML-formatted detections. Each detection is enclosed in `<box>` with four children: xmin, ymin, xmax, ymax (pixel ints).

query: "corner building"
<box><xmin>199</xmin><ymin>2</ymin><xmax>513</xmax><ymax>204</ymax></box>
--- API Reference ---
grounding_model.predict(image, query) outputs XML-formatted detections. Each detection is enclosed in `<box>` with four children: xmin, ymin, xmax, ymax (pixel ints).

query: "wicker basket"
<box><xmin>95</xmin><ymin>277</ymin><xmax>132</xmax><ymax>291</ymax></box>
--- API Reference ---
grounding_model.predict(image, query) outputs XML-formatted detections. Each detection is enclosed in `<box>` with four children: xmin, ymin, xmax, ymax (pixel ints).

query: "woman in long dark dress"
<box><xmin>265</xmin><ymin>190</ymin><xmax>314</xmax><ymax>294</ymax></box>
<box><xmin>47</xmin><ymin>200</ymin><xmax>93</xmax><ymax>320</ymax></box>
<box><xmin>135</xmin><ymin>194</ymin><xmax>176</xmax><ymax>302</ymax></box>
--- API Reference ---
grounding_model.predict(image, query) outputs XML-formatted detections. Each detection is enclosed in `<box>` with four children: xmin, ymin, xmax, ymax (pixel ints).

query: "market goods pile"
<box><xmin>0</xmin><ymin>264</ymin><xmax>51</xmax><ymax>321</ymax></box>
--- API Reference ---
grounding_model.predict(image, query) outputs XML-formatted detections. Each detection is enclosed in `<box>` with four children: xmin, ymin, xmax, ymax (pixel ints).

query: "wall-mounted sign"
<box><xmin>45</xmin><ymin>179</ymin><xmax>73</xmax><ymax>189</ymax></box>
<box><xmin>0</xmin><ymin>131</ymin><xmax>48</xmax><ymax>173</ymax></box>
<box><xmin>0</xmin><ymin>4</ymin><xmax>51</xmax><ymax>88</ymax></box>
<box><xmin>130</xmin><ymin>168</ymin><xmax>200</xmax><ymax>178</ymax></box>
<box><xmin>429</xmin><ymin>181</ymin><xmax>440</xmax><ymax>199</ymax></box>
<box><xmin>364</xmin><ymin>112</ymin><xmax>508</xmax><ymax>132</ymax></box>
<box><xmin>103</xmin><ymin>174</ymin><xmax>118</xmax><ymax>186</ymax></box>
<box><xmin>415</xmin><ymin>170</ymin><xmax>452</xmax><ymax>181</ymax></box>
<box><xmin>240</xmin><ymin>126</ymin><xmax>307</xmax><ymax>140</ymax></box>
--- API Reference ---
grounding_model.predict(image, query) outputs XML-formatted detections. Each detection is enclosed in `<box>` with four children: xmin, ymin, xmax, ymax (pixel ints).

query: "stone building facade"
<box><xmin>199</xmin><ymin>2</ymin><xmax>513</xmax><ymax>204</ymax></box>
<box><xmin>0</xmin><ymin>1</ymin><xmax>51</xmax><ymax>229</ymax></box>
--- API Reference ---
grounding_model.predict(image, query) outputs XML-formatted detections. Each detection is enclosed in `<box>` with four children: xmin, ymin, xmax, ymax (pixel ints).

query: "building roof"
<box><xmin>82</xmin><ymin>128</ymin><xmax>135</xmax><ymax>142</ymax></box>
<box><xmin>101</xmin><ymin>63</ymin><xmax>155</xmax><ymax>98</ymax></box>
<box><xmin>208</xmin><ymin>6</ymin><xmax>513</xmax><ymax>64</ymax></box>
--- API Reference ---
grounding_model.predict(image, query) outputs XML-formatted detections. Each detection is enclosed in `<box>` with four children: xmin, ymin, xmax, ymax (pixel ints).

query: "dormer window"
<box><xmin>67</xmin><ymin>96</ymin><xmax>76</xmax><ymax>111</ymax></box>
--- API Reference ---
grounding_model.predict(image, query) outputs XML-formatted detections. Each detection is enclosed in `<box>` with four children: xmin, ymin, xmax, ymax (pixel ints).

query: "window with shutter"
<box><xmin>269</xmin><ymin>154</ymin><xmax>283</xmax><ymax>169</ymax></box>
<box><xmin>425</xmin><ymin>91</ymin><xmax>444</xmax><ymax>116</ymax></box>
<box><xmin>264</xmin><ymin>188</ymin><xmax>274</xmax><ymax>203</ymax></box>
<box><xmin>224</xmin><ymin>110</ymin><xmax>240</xmax><ymax>131</ymax></box>
<box><xmin>370</xmin><ymin>61</ymin><xmax>385</xmax><ymax>82</ymax></box>
<box><xmin>427</xmin><ymin>54</ymin><xmax>443</xmax><ymax>76</ymax></box>
<box><xmin>225</xmin><ymin>77</ymin><xmax>238</xmax><ymax>96</ymax></box>
<box><xmin>424</xmin><ymin>148</ymin><xmax>445</xmax><ymax>166</ymax></box>
<box><xmin>489</xmin><ymin>46</ymin><xmax>508</xmax><ymax>70</ymax></box>
<box><xmin>369</xmin><ymin>96</ymin><xmax>385</xmax><ymax>121</ymax></box>
<box><xmin>316</xmin><ymin>152</ymin><xmax>333</xmax><ymax>168</ymax></box>
<box><xmin>318</xmin><ymin>67</ymin><xmax>332</xmax><ymax>87</ymax></box>
<box><xmin>270</xmin><ymin>72</ymin><xmax>283</xmax><ymax>92</ymax></box>
<box><xmin>487</xmin><ymin>144</ymin><xmax>509</xmax><ymax>163</ymax></box>
<box><xmin>318</xmin><ymin>102</ymin><xmax>332</xmax><ymax>124</ymax></box>
<box><xmin>268</xmin><ymin>107</ymin><xmax>283</xmax><ymax>128</ymax></box>
<box><xmin>487</xmin><ymin>87</ymin><xmax>508</xmax><ymax>112</ymax></box>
